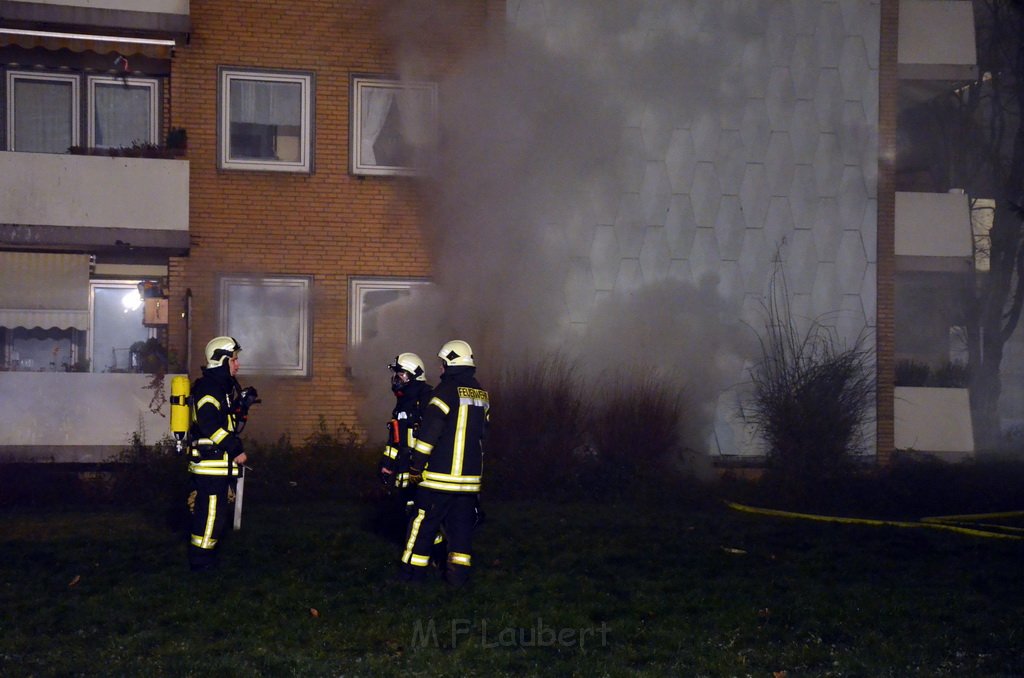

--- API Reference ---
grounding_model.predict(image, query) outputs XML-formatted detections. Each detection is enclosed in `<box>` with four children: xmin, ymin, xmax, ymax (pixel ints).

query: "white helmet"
<box><xmin>205</xmin><ymin>336</ymin><xmax>241</xmax><ymax>368</ymax></box>
<box><xmin>438</xmin><ymin>339</ymin><xmax>474</xmax><ymax>367</ymax></box>
<box><xmin>389</xmin><ymin>352</ymin><xmax>426</xmax><ymax>381</ymax></box>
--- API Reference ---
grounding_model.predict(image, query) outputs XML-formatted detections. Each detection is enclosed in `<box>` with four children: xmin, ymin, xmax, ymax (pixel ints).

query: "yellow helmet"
<box><xmin>205</xmin><ymin>336</ymin><xmax>241</xmax><ymax>368</ymax></box>
<box><xmin>389</xmin><ymin>352</ymin><xmax>426</xmax><ymax>381</ymax></box>
<box><xmin>438</xmin><ymin>339</ymin><xmax>474</xmax><ymax>367</ymax></box>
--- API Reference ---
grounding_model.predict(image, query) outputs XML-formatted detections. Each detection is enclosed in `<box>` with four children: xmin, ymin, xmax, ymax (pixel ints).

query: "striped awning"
<box><xmin>0</xmin><ymin>252</ymin><xmax>90</xmax><ymax>330</ymax></box>
<box><xmin>0</xmin><ymin>28</ymin><xmax>175</xmax><ymax>59</ymax></box>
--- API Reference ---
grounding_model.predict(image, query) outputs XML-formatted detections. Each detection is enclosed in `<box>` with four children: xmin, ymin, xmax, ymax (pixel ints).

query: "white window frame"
<box><xmin>88</xmin><ymin>280</ymin><xmax>155</xmax><ymax>373</ymax></box>
<box><xmin>219</xmin><ymin>67</ymin><xmax>314</xmax><ymax>173</ymax></box>
<box><xmin>350</xmin><ymin>76</ymin><xmax>438</xmax><ymax>177</ymax></box>
<box><xmin>220</xmin><ymin>275</ymin><xmax>312</xmax><ymax>376</ymax></box>
<box><xmin>86</xmin><ymin>75</ymin><xmax>160</xmax><ymax>148</ymax></box>
<box><xmin>5</xmin><ymin>71</ymin><xmax>81</xmax><ymax>152</ymax></box>
<box><xmin>348</xmin><ymin>276</ymin><xmax>431</xmax><ymax>345</ymax></box>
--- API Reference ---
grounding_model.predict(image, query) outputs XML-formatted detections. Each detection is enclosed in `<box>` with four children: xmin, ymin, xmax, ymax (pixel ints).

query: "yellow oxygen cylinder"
<box><xmin>170</xmin><ymin>375</ymin><xmax>191</xmax><ymax>454</ymax></box>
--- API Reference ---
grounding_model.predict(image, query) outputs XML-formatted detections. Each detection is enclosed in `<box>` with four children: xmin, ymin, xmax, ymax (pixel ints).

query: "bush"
<box><xmin>485</xmin><ymin>356</ymin><xmax>695</xmax><ymax>501</ymax></box>
<box><xmin>740</xmin><ymin>272</ymin><xmax>875</xmax><ymax>500</ymax></box>
<box><xmin>579</xmin><ymin>371</ymin><xmax>688</xmax><ymax>499</ymax></box>
<box><xmin>485</xmin><ymin>355</ymin><xmax>589</xmax><ymax>499</ymax></box>
<box><xmin>245</xmin><ymin>416</ymin><xmax>378</xmax><ymax>503</ymax></box>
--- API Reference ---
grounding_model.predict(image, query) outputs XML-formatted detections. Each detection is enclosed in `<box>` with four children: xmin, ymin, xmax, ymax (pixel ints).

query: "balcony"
<box><xmin>0</xmin><ymin>372</ymin><xmax>182</xmax><ymax>462</ymax></box>
<box><xmin>895</xmin><ymin>191</ymin><xmax>973</xmax><ymax>273</ymax></box>
<box><xmin>898</xmin><ymin>0</ymin><xmax>977</xmax><ymax>80</ymax></box>
<box><xmin>894</xmin><ymin>386</ymin><xmax>974</xmax><ymax>461</ymax></box>
<box><xmin>0</xmin><ymin>1</ymin><xmax>189</xmax><ymax>36</ymax></box>
<box><xmin>0</xmin><ymin>151</ymin><xmax>189</xmax><ymax>252</ymax></box>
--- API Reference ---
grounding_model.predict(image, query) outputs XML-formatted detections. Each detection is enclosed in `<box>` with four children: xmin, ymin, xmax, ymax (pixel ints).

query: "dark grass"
<box><xmin>2</xmin><ymin>497</ymin><xmax>1023</xmax><ymax>677</ymax></box>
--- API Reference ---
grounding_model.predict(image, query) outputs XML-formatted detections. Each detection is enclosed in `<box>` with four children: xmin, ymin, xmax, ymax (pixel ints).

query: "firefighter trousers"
<box><xmin>401</xmin><ymin>488</ymin><xmax>476</xmax><ymax>585</ymax></box>
<box><xmin>187</xmin><ymin>474</ymin><xmax>231</xmax><ymax>570</ymax></box>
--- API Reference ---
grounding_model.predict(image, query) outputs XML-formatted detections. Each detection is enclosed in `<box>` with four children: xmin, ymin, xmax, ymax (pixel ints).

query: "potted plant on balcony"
<box><xmin>166</xmin><ymin>128</ymin><xmax>187</xmax><ymax>157</ymax></box>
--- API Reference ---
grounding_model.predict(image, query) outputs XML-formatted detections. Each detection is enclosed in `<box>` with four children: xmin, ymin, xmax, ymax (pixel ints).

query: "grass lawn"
<box><xmin>1</xmin><ymin>498</ymin><xmax>1022</xmax><ymax>677</ymax></box>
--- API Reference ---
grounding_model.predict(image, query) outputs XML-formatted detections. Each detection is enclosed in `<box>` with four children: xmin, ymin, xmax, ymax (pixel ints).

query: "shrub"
<box><xmin>740</xmin><ymin>273</ymin><xmax>875</xmax><ymax>500</ymax></box>
<box><xmin>485</xmin><ymin>355</ymin><xmax>590</xmax><ymax>499</ymax></box>
<box><xmin>485</xmin><ymin>356</ymin><xmax>694</xmax><ymax>501</ymax></box>
<box><xmin>580</xmin><ymin>371</ymin><xmax>688</xmax><ymax>500</ymax></box>
<box><xmin>246</xmin><ymin>417</ymin><xmax>378</xmax><ymax>503</ymax></box>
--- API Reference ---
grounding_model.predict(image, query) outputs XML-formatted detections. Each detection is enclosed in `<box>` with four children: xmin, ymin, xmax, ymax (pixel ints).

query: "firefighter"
<box><xmin>400</xmin><ymin>339</ymin><xmax>489</xmax><ymax>588</ymax></box>
<box><xmin>186</xmin><ymin>336</ymin><xmax>248</xmax><ymax>572</ymax></box>
<box><xmin>377</xmin><ymin>352</ymin><xmax>433</xmax><ymax>538</ymax></box>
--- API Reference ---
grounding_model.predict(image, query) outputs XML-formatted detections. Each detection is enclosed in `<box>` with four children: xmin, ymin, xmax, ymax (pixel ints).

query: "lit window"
<box><xmin>219</xmin><ymin>67</ymin><xmax>314</xmax><ymax>173</ymax></box>
<box><xmin>89</xmin><ymin>281</ymin><xmax>154</xmax><ymax>373</ymax></box>
<box><xmin>350</xmin><ymin>76</ymin><xmax>437</xmax><ymax>176</ymax></box>
<box><xmin>6</xmin><ymin>71</ymin><xmax>80</xmax><ymax>153</ymax></box>
<box><xmin>348</xmin><ymin>277</ymin><xmax>431</xmax><ymax>345</ymax></box>
<box><xmin>220</xmin><ymin>276</ymin><xmax>311</xmax><ymax>376</ymax></box>
<box><xmin>87</xmin><ymin>76</ymin><xmax>159</xmax><ymax>148</ymax></box>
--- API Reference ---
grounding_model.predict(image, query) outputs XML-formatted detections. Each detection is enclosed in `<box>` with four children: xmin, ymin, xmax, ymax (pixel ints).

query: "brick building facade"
<box><xmin>166</xmin><ymin>1</ymin><xmax>502</xmax><ymax>442</ymax></box>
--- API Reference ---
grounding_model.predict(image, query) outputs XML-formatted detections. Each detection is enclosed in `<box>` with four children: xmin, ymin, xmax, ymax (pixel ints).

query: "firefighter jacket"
<box><xmin>381</xmin><ymin>379</ymin><xmax>433</xmax><ymax>488</ymax></box>
<box><xmin>411</xmin><ymin>366</ymin><xmax>489</xmax><ymax>493</ymax></box>
<box><xmin>188</xmin><ymin>364</ymin><xmax>244</xmax><ymax>477</ymax></box>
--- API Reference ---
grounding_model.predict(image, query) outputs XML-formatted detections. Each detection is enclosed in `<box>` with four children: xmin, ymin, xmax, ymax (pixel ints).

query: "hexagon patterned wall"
<box><xmin>359</xmin><ymin>0</ymin><xmax>880</xmax><ymax>460</ymax></box>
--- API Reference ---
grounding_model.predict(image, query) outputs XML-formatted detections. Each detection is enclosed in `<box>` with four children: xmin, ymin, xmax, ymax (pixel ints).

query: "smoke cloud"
<box><xmin>351</xmin><ymin>1</ymin><xmax>783</xmax><ymax>456</ymax></box>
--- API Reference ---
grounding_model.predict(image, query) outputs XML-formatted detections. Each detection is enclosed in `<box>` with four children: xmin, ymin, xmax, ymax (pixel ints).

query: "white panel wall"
<box><xmin>506</xmin><ymin>0</ymin><xmax>880</xmax><ymax>456</ymax></box>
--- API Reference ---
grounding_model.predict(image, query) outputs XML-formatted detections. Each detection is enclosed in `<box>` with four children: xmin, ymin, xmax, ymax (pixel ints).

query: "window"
<box><xmin>6</xmin><ymin>71</ymin><xmax>160</xmax><ymax>153</ymax></box>
<box><xmin>87</xmin><ymin>76</ymin><xmax>159</xmax><ymax>148</ymax></box>
<box><xmin>220</xmin><ymin>276</ymin><xmax>311</xmax><ymax>376</ymax></box>
<box><xmin>219</xmin><ymin>67</ymin><xmax>314</xmax><ymax>173</ymax></box>
<box><xmin>1</xmin><ymin>327</ymin><xmax>84</xmax><ymax>372</ymax></box>
<box><xmin>6</xmin><ymin>71</ymin><xmax>80</xmax><ymax>152</ymax></box>
<box><xmin>89</xmin><ymin>281</ymin><xmax>154</xmax><ymax>373</ymax></box>
<box><xmin>350</xmin><ymin>76</ymin><xmax>437</xmax><ymax>176</ymax></box>
<box><xmin>349</xmin><ymin>277</ymin><xmax>431</xmax><ymax>345</ymax></box>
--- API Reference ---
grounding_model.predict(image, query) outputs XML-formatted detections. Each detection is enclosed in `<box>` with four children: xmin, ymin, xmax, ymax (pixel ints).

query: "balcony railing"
<box><xmin>0</xmin><ymin>372</ymin><xmax>184</xmax><ymax>462</ymax></box>
<box><xmin>895</xmin><ymin>191</ymin><xmax>973</xmax><ymax>272</ymax></box>
<box><xmin>0</xmin><ymin>151</ymin><xmax>188</xmax><ymax>251</ymax></box>
<box><xmin>0</xmin><ymin>1</ymin><xmax>189</xmax><ymax>36</ymax></box>
<box><xmin>894</xmin><ymin>386</ymin><xmax>974</xmax><ymax>460</ymax></box>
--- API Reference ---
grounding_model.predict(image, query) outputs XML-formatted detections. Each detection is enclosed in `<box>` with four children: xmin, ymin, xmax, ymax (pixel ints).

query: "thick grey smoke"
<box><xmin>351</xmin><ymin>1</ymin><xmax>782</xmax><ymax>456</ymax></box>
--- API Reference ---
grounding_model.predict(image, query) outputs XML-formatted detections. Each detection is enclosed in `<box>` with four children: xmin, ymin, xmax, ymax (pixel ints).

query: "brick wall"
<box><xmin>166</xmin><ymin>0</ymin><xmax>501</xmax><ymax>443</ymax></box>
<box><xmin>877</xmin><ymin>0</ymin><xmax>898</xmax><ymax>464</ymax></box>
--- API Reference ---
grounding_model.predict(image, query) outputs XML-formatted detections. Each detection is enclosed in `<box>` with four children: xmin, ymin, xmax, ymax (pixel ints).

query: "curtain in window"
<box><xmin>94</xmin><ymin>82</ymin><xmax>152</xmax><ymax>148</ymax></box>
<box><xmin>359</xmin><ymin>87</ymin><xmax>395</xmax><ymax>165</ymax></box>
<box><xmin>229</xmin><ymin>79</ymin><xmax>302</xmax><ymax>126</ymax></box>
<box><xmin>13</xmin><ymin>78</ymin><xmax>73</xmax><ymax>153</ymax></box>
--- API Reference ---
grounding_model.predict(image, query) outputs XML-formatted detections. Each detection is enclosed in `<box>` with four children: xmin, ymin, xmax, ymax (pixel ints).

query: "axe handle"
<box><xmin>233</xmin><ymin>466</ymin><xmax>246</xmax><ymax>531</ymax></box>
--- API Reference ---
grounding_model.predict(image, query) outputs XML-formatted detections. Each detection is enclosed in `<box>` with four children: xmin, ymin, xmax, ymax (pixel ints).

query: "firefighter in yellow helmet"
<box><xmin>186</xmin><ymin>336</ymin><xmax>252</xmax><ymax>571</ymax></box>
<box><xmin>376</xmin><ymin>352</ymin><xmax>433</xmax><ymax>540</ymax></box>
<box><xmin>399</xmin><ymin>339</ymin><xmax>489</xmax><ymax>588</ymax></box>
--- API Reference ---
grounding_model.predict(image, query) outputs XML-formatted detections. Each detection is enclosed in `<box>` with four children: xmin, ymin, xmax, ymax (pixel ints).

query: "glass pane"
<box><xmin>94</xmin><ymin>82</ymin><xmax>153</xmax><ymax>148</ymax></box>
<box><xmin>360</xmin><ymin>288</ymin><xmax>406</xmax><ymax>342</ymax></box>
<box><xmin>224</xmin><ymin>279</ymin><xmax>307</xmax><ymax>374</ymax></box>
<box><xmin>13</xmin><ymin>78</ymin><xmax>73</xmax><ymax>153</ymax></box>
<box><xmin>229</xmin><ymin>79</ymin><xmax>302</xmax><ymax>161</ymax></box>
<box><xmin>92</xmin><ymin>285</ymin><xmax>150</xmax><ymax>373</ymax></box>
<box><xmin>10</xmin><ymin>327</ymin><xmax>76</xmax><ymax>372</ymax></box>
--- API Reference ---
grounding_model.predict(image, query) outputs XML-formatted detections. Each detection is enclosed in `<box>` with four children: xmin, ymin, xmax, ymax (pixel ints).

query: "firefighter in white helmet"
<box><xmin>186</xmin><ymin>335</ymin><xmax>255</xmax><ymax>571</ymax></box>
<box><xmin>376</xmin><ymin>352</ymin><xmax>434</xmax><ymax>540</ymax></box>
<box><xmin>399</xmin><ymin>339</ymin><xmax>489</xmax><ymax>588</ymax></box>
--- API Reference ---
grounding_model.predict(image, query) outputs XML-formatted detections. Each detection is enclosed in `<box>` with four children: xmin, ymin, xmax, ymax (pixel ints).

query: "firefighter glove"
<box><xmin>378</xmin><ymin>458</ymin><xmax>395</xmax><ymax>486</ymax></box>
